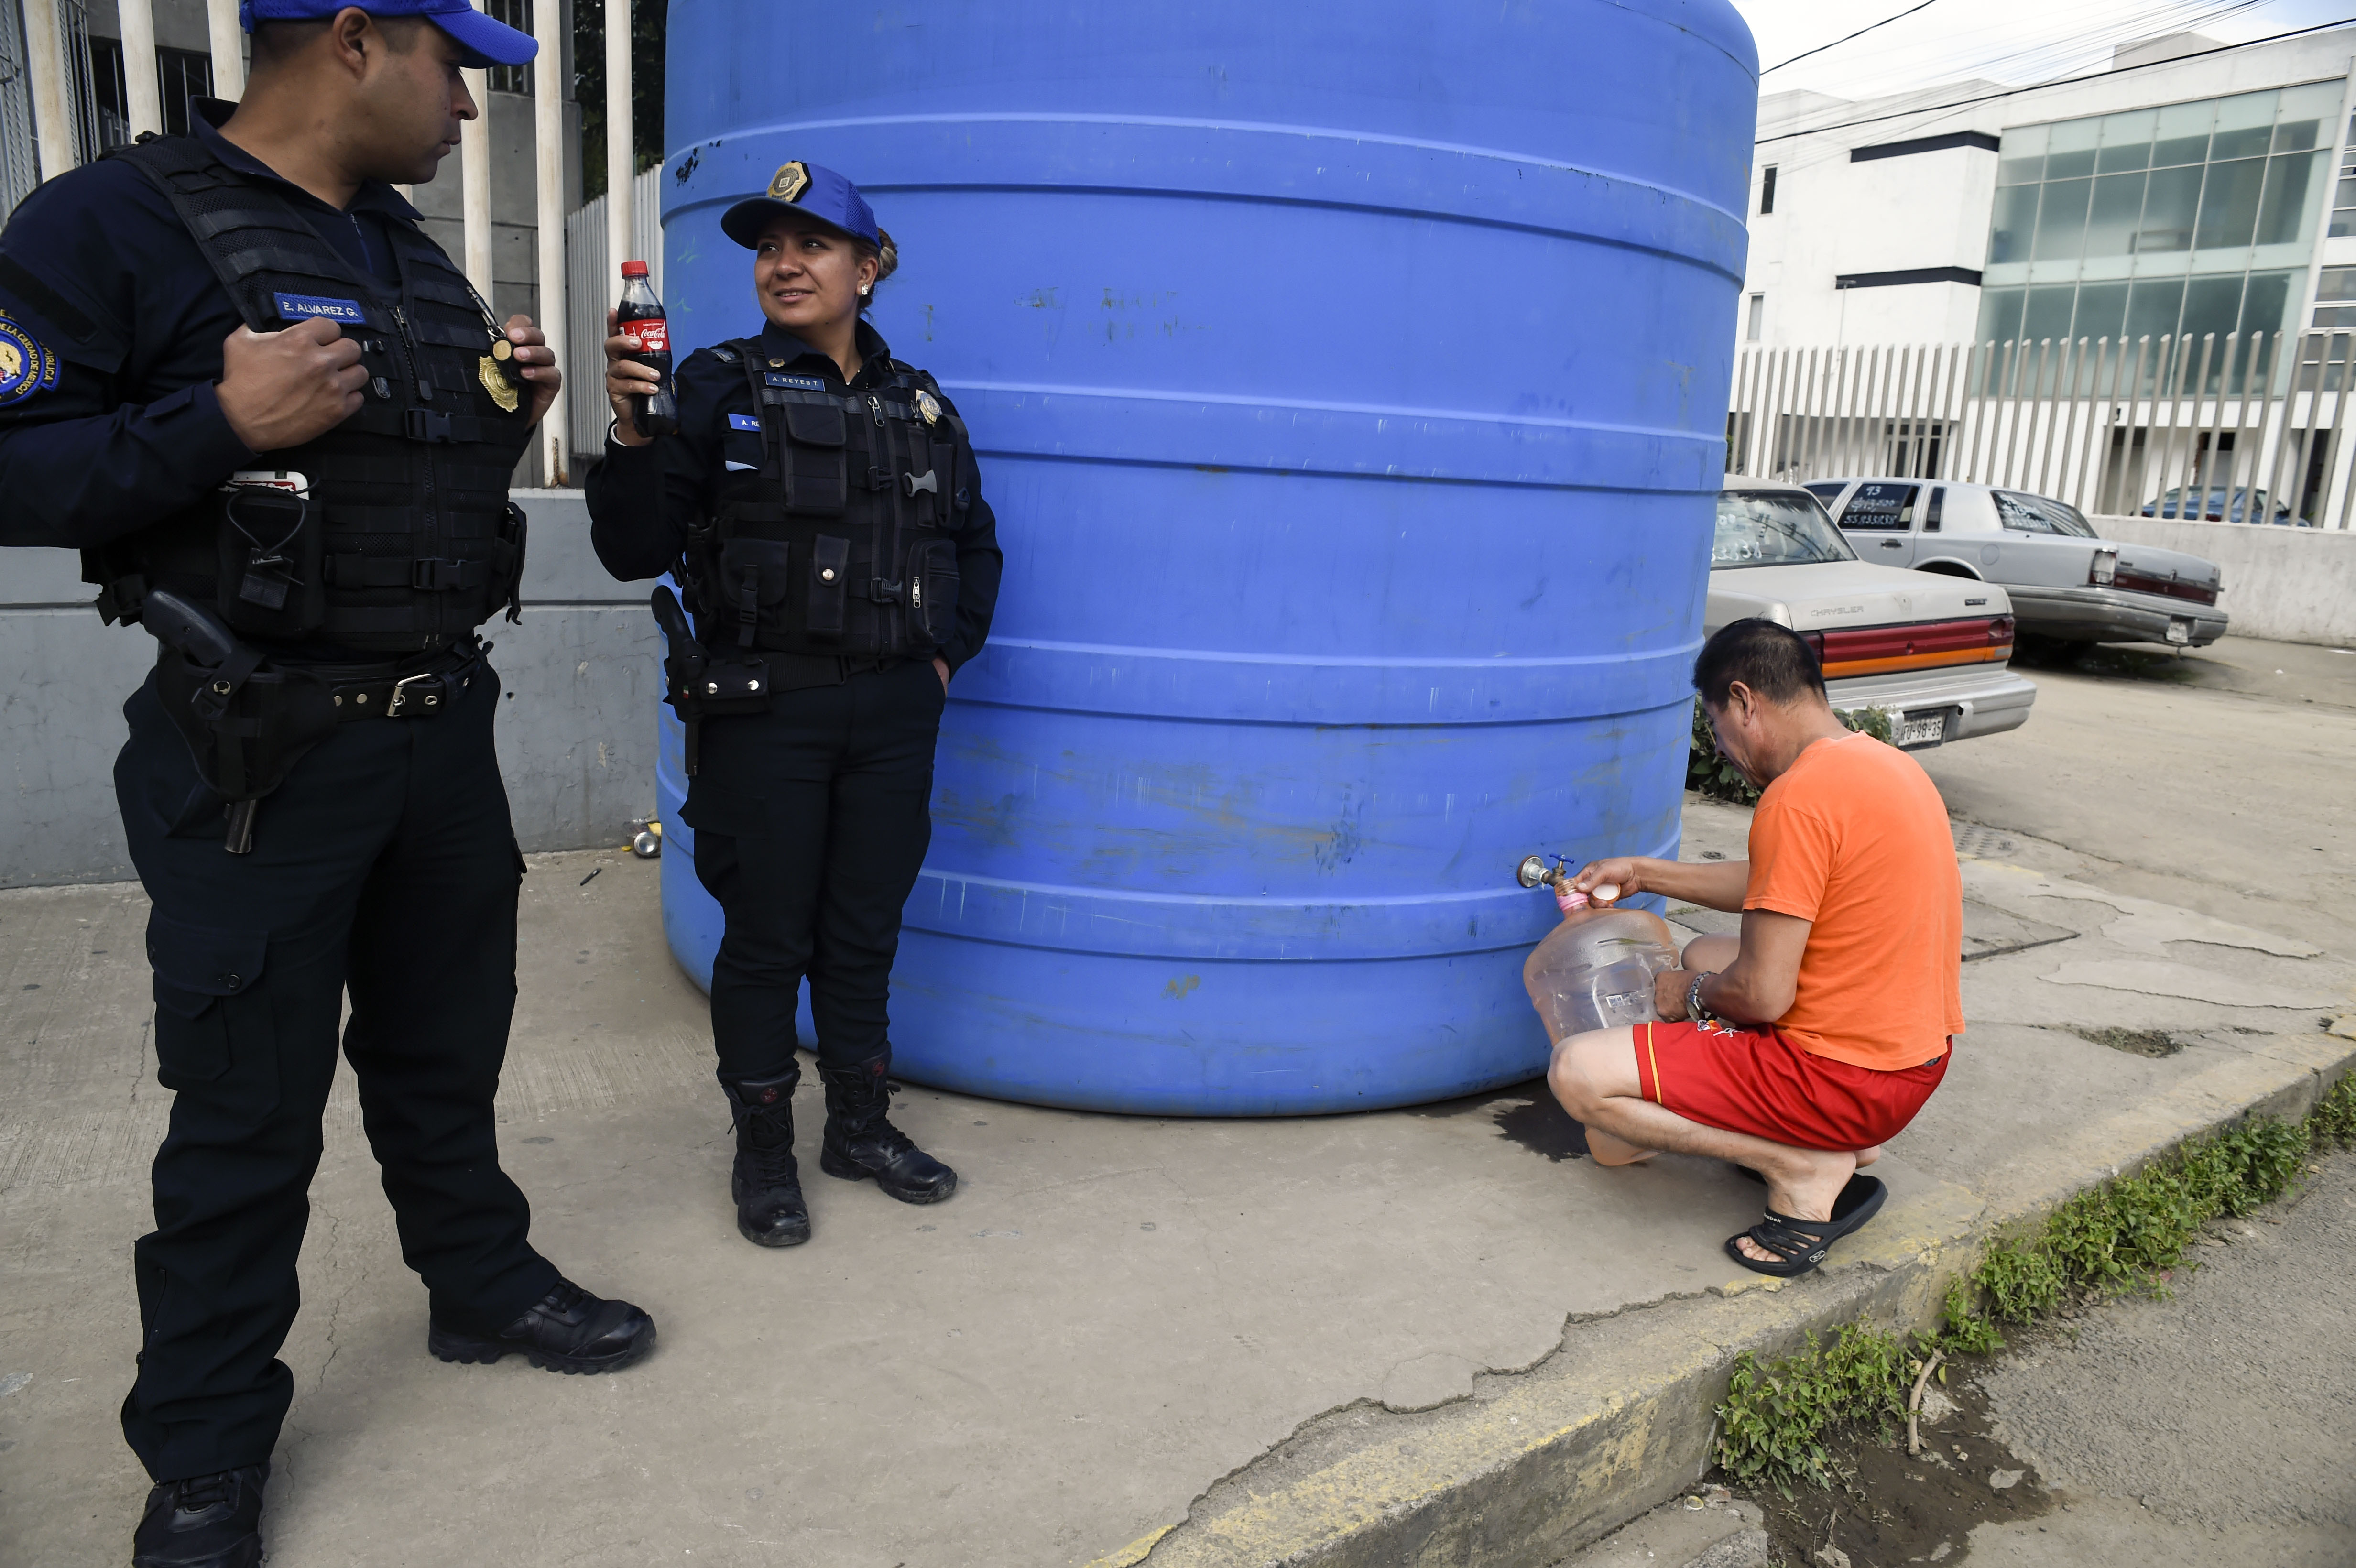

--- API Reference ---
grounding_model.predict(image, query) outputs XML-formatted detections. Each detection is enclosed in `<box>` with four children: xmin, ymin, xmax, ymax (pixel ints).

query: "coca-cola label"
<box><xmin>622</xmin><ymin>318</ymin><xmax>669</xmax><ymax>354</ymax></box>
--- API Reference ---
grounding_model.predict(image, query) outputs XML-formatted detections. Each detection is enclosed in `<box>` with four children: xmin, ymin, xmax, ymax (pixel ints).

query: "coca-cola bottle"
<box><xmin>616</xmin><ymin>260</ymin><xmax>677</xmax><ymax>438</ymax></box>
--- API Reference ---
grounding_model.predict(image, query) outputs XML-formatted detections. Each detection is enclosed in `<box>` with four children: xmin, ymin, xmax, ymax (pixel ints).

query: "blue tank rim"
<box><xmin>662</xmin><ymin>114</ymin><xmax>1751</xmax><ymax>280</ymax></box>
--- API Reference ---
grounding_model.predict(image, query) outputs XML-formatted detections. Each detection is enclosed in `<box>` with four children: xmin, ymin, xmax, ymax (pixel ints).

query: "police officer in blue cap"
<box><xmin>0</xmin><ymin>5</ymin><xmax>654</xmax><ymax>1563</ymax></box>
<box><xmin>589</xmin><ymin>163</ymin><xmax>1002</xmax><ymax>1248</ymax></box>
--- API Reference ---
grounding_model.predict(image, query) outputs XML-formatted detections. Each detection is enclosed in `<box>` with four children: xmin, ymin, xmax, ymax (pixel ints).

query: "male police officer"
<box><xmin>0</xmin><ymin>5</ymin><xmax>654</xmax><ymax>1564</ymax></box>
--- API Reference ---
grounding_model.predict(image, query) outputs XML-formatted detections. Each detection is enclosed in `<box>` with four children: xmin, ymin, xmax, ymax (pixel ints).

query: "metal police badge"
<box><xmin>767</xmin><ymin>161</ymin><xmax>812</xmax><ymax>204</ymax></box>
<box><xmin>0</xmin><ymin>313</ymin><xmax>58</xmax><ymax>407</ymax></box>
<box><xmin>478</xmin><ymin>352</ymin><xmax>521</xmax><ymax>413</ymax></box>
<box><xmin>915</xmin><ymin>388</ymin><xmax>942</xmax><ymax>427</ymax></box>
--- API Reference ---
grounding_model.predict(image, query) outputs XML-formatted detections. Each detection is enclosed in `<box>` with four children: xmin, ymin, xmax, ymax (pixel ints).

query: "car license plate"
<box><xmin>2166</xmin><ymin>619</ymin><xmax>2192</xmax><ymax>645</ymax></box>
<box><xmin>1897</xmin><ymin>713</ymin><xmax>1946</xmax><ymax>747</ymax></box>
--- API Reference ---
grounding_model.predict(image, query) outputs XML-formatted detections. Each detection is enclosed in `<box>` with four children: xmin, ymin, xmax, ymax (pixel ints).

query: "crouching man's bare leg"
<box><xmin>1547</xmin><ymin>1025</ymin><xmax>1858</xmax><ymax>1264</ymax></box>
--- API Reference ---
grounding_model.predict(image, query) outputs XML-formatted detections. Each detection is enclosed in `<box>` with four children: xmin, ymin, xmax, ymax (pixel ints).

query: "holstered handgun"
<box><xmin>142</xmin><ymin>588</ymin><xmax>338</xmax><ymax>853</ymax></box>
<box><xmin>652</xmin><ymin>584</ymin><xmax>770</xmax><ymax>776</ymax></box>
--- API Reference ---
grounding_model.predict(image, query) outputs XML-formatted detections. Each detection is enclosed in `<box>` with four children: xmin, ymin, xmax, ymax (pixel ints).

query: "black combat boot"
<box><xmin>721</xmin><ymin>1072</ymin><xmax>812</xmax><ymax>1247</ymax></box>
<box><xmin>426</xmin><ymin>1278</ymin><xmax>657</xmax><ymax>1374</ymax></box>
<box><xmin>131</xmin><ymin>1463</ymin><xmax>266</xmax><ymax>1568</ymax></box>
<box><xmin>818</xmin><ymin>1056</ymin><xmax>958</xmax><ymax>1204</ymax></box>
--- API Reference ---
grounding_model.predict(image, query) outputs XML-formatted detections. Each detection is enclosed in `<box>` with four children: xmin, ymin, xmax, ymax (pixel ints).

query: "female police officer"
<box><xmin>587</xmin><ymin>161</ymin><xmax>1000</xmax><ymax>1248</ymax></box>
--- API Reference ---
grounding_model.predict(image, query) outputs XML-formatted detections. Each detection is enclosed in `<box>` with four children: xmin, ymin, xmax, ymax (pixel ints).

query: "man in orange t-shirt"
<box><xmin>1548</xmin><ymin>618</ymin><xmax>1963</xmax><ymax>1277</ymax></box>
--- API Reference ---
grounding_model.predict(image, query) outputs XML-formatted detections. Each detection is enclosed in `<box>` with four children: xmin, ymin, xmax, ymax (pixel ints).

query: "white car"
<box><xmin>1711</xmin><ymin>483</ymin><xmax>2037</xmax><ymax>749</ymax></box>
<box><xmin>1805</xmin><ymin>477</ymin><xmax>2228</xmax><ymax>654</ymax></box>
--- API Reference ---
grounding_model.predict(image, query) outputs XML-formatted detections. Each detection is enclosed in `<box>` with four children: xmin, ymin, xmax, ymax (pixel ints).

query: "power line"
<box><xmin>1756</xmin><ymin>12</ymin><xmax>2356</xmax><ymax>145</ymax></box>
<box><xmin>1761</xmin><ymin>0</ymin><xmax>1946</xmax><ymax>76</ymax></box>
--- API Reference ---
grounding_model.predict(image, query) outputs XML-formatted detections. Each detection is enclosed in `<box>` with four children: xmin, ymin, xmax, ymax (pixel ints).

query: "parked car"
<box><xmin>1804</xmin><ymin>477</ymin><xmax>2227</xmax><ymax>654</ymax></box>
<box><xmin>2140</xmin><ymin>485</ymin><xmax>2310</xmax><ymax>526</ymax></box>
<box><xmin>1710</xmin><ymin>483</ymin><xmax>2035</xmax><ymax>749</ymax></box>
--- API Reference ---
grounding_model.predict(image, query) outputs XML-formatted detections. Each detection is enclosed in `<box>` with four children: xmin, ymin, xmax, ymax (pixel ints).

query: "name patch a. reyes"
<box><xmin>764</xmin><ymin>371</ymin><xmax>826</xmax><ymax>391</ymax></box>
<box><xmin>273</xmin><ymin>292</ymin><xmax>366</xmax><ymax>324</ymax></box>
<box><xmin>727</xmin><ymin>413</ymin><xmax>763</xmax><ymax>431</ymax></box>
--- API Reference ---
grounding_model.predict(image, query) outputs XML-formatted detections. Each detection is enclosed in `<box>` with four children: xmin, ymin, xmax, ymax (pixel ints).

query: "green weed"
<box><xmin>1687</xmin><ymin>699</ymin><xmax>1894</xmax><ymax>805</ymax></box>
<box><xmin>1714</xmin><ymin>1084</ymin><xmax>2351</xmax><ymax>1492</ymax></box>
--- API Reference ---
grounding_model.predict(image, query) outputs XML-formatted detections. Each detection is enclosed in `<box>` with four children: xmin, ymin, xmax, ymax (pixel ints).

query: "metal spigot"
<box><xmin>1516</xmin><ymin>853</ymin><xmax>1572</xmax><ymax>892</ymax></box>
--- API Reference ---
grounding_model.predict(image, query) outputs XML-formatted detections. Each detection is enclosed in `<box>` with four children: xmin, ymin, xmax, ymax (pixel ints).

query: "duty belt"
<box><xmin>304</xmin><ymin>641</ymin><xmax>487</xmax><ymax>721</ymax></box>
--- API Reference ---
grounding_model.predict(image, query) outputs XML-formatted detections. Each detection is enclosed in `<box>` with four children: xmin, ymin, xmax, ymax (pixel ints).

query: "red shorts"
<box><xmin>1632</xmin><ymin>1021</ymin><xmax>1949</xmax><ymax>1152</ymax></box>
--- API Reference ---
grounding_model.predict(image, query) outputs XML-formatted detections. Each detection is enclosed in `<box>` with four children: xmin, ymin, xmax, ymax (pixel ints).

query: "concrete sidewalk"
<box><xmin>4</xmin><ymin>783</ymin><xmax>2351</xmax><ymax>1567</ymax></box>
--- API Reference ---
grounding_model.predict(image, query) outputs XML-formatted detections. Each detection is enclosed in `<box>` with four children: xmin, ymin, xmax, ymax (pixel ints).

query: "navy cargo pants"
<box><xmin>684</xmin><ymin>658</ymin><xmax>945</xmax><ymax>1086</ymax></box>
<box><xmin>116</xmin><ymin>654</ymin><xmax>558</xmax><ymax>1483</ymax></box>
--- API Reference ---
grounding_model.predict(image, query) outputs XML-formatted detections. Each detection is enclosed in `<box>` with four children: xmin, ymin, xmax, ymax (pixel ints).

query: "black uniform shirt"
<box><xmin>0</xmin><ymin>98</ymin><xmax>416</xmax><ymax>551</ymax></box>
<box><xmin>586</xmin><ymin>316</ymin><xmax>1003</xmax><ymax>675</ymax></box>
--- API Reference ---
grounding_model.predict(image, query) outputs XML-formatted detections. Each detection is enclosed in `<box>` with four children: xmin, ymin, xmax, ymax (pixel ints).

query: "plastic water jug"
<box><xmin>1516</xmin><ymin>856</ymin><xmax>1681</xmax><ymax>1042</ymax></box>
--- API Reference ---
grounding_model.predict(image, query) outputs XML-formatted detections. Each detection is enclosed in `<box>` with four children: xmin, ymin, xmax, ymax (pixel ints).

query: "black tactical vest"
<box><xmin>89</xmin><ymin>136</ymin><xmax>533</xmax><ymax>654</ymax></box>
<box><xmin>690</xmin><ymin>339</ymin><xmax>963</xmax><ymax>661</ymax></box>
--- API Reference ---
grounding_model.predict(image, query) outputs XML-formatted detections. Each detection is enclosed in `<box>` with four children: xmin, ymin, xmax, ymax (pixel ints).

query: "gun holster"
<box><xmin>153</xmin><ymin>644</ymin><xmax>340</xmax><ymax>802</ymax></box>
<box><xmin>653</xmin><ymin>584</ymin><xmax>770</xmax><ymax>776</ymax></box>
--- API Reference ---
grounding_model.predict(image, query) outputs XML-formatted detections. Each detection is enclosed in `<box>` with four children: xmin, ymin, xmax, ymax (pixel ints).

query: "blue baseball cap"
<box><xmin>721</xmin><ymin>160</ymin><xmax>880</xmax><ymax>250</ymax></box>
<box><xmin>239</xmin><ymin>1</ymin><xmax>538</xmax><ymax>70</ymax></box>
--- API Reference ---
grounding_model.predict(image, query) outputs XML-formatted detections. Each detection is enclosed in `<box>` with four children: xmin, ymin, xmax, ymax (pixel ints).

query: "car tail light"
<box><xmin>1987</xmin><ymin>615</ymin><xmax>2015</xmax><ymax>646</ymax></box>
<box><xmin>1801</xmin><ymin>631</ymin><xmax>1826</xmax><ymax>663</ymax></box>
<box><xmin>2089</xmin><ymin>547</ymin><xmax>2117</xmax><ymax>586</ymax></box>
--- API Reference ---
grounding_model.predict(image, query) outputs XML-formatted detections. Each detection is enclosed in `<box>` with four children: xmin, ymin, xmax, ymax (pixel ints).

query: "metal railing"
<box><xmin>1727</xmin><ymin>333</ymin><xmax>2356</xmax><ymax>528</ymax></box>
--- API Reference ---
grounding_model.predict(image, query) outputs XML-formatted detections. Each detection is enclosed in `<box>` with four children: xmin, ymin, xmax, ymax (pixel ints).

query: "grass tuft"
<box><xmin>1689</xmin><ymin>699</ymin><xmax>1893</xmax><ymax>805</ymax></box>
<box><xmin>1713</xmin><ymin>1077</ymin><xmax>2353</xmax><ymax>1492</ymax></box>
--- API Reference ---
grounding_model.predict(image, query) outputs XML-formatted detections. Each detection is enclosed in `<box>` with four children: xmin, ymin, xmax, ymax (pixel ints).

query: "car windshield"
<box><xmin>1713</xmin><ymin>491</ymin><xmax>1857</xmax><ymax>568</ymax></box>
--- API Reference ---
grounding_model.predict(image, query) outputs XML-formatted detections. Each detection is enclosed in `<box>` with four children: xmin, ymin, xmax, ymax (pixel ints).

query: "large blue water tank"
<box><xmin>653</xmin><ymin>0</ymin><xmax>1756</xmax><ymax>1114</ymax></box>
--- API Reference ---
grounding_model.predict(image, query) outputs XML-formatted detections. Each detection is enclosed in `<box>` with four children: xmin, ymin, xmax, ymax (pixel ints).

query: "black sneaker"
<box><xmin>723</xmin><ymin>1072</ymin><xmax>813</xmax><ymax>1247</ymax></box>
<box><xmin>132</xmin><ymin>1464</ymin><xmax>265</xmax><ymax>1568</ymax></box>
<box><xmin>818</xmin><ymin>1058</ymin><xmax>958</xmax><ymax>1204</ymax></box>
<box><xmin>426</xmin><ymin>1278</ymin><xmax>656</xmax><ymax>1375</ymax></box>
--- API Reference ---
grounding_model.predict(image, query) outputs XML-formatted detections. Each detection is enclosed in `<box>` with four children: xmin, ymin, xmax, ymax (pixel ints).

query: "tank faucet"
<box><xmin>1516</xmin><ymin>853</ymin><xmax>1572</xmax><ymax>892</ymax></box>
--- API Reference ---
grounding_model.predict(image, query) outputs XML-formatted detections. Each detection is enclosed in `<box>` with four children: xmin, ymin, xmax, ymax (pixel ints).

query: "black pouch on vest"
<box><xmin>905</xmin><ymin>537</ymin><xmax>960</xmax><ymax>648</ymax></box>
<box><xmin>807</xmin><ymin>534</ymin><xmax>850</xmax><ymax>638</ymax></box>
<box><xmin>783</xmin><ymin>402</ymin><xmax>848</xmax><ymax>514</ymax></box>
<box><xmin>216</xmin><ymin>486</ymin><xmax>326</xmax><ymax>638</ymax></box>
<box><xmin>719</xmin><ymin>537</ymin><xmax>793</xmax><ymax>647</ymax></box>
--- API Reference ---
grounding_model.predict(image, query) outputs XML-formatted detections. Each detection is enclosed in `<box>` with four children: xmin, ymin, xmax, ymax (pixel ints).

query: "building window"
<box><xmin>1759</xmin><ymin>164</ymin><xmax>1777</xmax><ymax>215</ymax></box>
<box><xmin>1977</xmin><ymin>83</ymin><xmax>2340</xmax><ymax>388</ymax></box>
<box><xmin>2332</xmin><ymin>111</ymin><xmax>2356</xmax><ymax>238</ymax></box>
<box><xmin>157</xmin><ymin>49</ymin><xmax>212</xmax><ymax>136</ymax></box>
<box><xmin>1745</xmin><ymin>293</ymin><xmax>1765</xmax><ymax>341</ymax></box>
<box><xmin>86</xmin><ymin>40</ymin><xmax>213</xmax><ymax>146</ymax></box>
<box><xmin>2317</xmin><ymin>266</ymin><xmax>2356</xmax><ymax>328</ymax></box>
<box><xmin>484</xmin><ymin>0</ymin><xmax>533</xmax><ymax>94</ymax></box>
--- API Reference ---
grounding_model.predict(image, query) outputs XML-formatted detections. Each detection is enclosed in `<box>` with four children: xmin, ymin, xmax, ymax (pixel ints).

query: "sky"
<box><xmin>1728</xmin><ymin>0</ymin><xmax>2356</xmax><ymax>101</ymax></box>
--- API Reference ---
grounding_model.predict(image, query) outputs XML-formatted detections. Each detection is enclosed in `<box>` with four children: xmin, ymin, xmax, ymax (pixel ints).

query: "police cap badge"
<box><xmin>768</xmin><ymin>161</ymin><xmax>812</xmax><ymax>204</ymax></box>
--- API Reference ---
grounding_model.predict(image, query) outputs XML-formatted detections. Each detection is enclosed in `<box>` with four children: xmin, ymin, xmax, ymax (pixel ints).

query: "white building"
<box><xmin>1743</xmin><ymin>28</ymin><xmax>2356</xmax><ymax>356</ymax></box>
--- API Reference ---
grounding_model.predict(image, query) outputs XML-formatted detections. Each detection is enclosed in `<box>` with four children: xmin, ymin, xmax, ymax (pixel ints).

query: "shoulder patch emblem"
<box><xmin>0</xmin><ymin>314</ymin><xmax>57</xmax><ymax>407</ymax></box>
<box><xmin>767</xmin><ymin>161</ymin><xmax>811</xmax><ymax>203</ymax></box>
<box><xmin>914</xmin><ymin>389</ymin><xmax>942</xmax><ymax>426</ymax></box>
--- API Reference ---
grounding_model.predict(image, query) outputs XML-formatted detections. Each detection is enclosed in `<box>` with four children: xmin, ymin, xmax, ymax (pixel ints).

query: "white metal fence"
<box><xmin>1727</xmin><ymin>333</ymin><xmax>2356</xmax><ymax>529</ymax></box>
<box><xmin>562</xmin><ymin>165</ymin><xmax>663</xmax><ymax>459</ymax></box>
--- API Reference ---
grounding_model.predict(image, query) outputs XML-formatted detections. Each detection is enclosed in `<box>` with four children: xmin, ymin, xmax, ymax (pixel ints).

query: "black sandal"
<box><xmin>1724</xmin><ymin>1174</ymin><xmax>1887</xmax><ymax>1277</ymax></box>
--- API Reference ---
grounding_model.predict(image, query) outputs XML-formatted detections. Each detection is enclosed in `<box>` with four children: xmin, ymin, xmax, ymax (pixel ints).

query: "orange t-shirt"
<box><xmin>1743</xmin><ymin>732</ymin><xmax>1963</xmax><ymax>1072</ymax></box>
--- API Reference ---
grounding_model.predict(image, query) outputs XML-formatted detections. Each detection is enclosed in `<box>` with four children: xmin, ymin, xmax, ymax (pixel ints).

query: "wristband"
<box><xmin>1685</xmin><ymin>971</ymin><xmax>1722</xmax><ymax>1028</ymax></box>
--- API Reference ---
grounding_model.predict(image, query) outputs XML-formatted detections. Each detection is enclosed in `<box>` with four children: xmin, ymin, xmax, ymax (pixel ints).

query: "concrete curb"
<box><xmin>1087</xmin><ymin>1033</ymin><xmax>2356</xmax><ymax>1568</ymax></box>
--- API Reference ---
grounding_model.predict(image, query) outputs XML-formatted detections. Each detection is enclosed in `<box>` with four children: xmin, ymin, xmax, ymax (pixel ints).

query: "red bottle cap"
<box><xmin>620</xmin><ymin>260</ymin><xmax>650</xmax><ymax>277</ymax></box>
